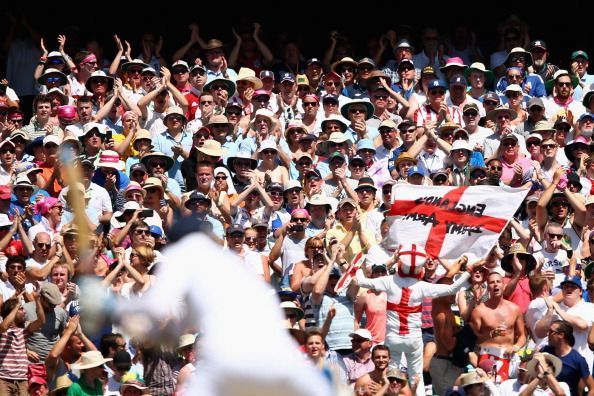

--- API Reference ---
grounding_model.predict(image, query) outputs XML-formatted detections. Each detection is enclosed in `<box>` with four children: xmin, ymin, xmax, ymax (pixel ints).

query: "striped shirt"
<box><xmin>0</xmin><ymin>327</ymin><xmax>28</xmax><ymax>380</ymax></box>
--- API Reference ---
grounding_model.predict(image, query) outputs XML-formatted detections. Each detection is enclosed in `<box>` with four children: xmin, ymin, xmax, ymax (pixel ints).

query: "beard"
<box><xmin>533</xmin><ymin>59</ymin><xmax>546</xmax><ymax>68</ymax></box>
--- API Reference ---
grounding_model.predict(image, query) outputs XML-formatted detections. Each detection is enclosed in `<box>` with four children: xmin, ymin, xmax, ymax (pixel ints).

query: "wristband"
<box><xmin>39</xmin><ymin>56</ymin><xmax>47</xmax><ymax>62</ymax></box>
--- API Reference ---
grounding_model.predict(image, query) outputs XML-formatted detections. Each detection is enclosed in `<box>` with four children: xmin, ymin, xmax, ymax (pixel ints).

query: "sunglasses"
<box><xmin>541</xmin><ymin>144</ymin><xmax>557</xmax><ymax>149</ymax></box>
<box><xmin>502</xmin><ymin>141</ymin><xmax>517</xmax><ymax>147</ymax></box>
<box><xmin>373</xmin><ymin>94</ymin><xmax>388</xmax><ymax>100</ymax></box>
<box><xmin>557</xmin><ymin>82</ymin><xmax>572</xmax><ymax>87</ymax></box>
<box><xmin>507</xmin><ymin>74</ymin><xmax>522</xmax><ymax>80</ymax></box>
<box><xmin>551</xmin><ymin>201</ymin><xmax>569</xmax><ymax>208</ymax></box>
<box><xmin>150</xmin><ymin>161</ymin><xmax>167</xmax><ymax>168</ymax></box>
<box><xmin>191</xmin><ymin>69</ymin><xmax>206</xmax><ymax>77</ymax></box>
<box><xmin>226</xmin><ymin>110</ymin><xmax>241</xmax><ymax>116</ymax></box>
<box><xmin>211</xmin><ymin>85</ymin><xmax>228</xmax><ymax>91</ymax></box>
<box><xmin>268</xmin><ymin>191</ymin><xmax>283</xmax><ymax>197</ymax></box>
<box><xmin>429</xmin><ymin>89</ymin><xmax>445</xmax><ymax>95</ymax></box>
<box><xmin>244</xmin><ymin>237</ymin><xmax>257</xmax><ymax>242</ymax></box>
<box><xmin>215</xmin><ymin>175</ymin><xmax>227</xmax><ymax>180</ymax></box>
<box><xmin>325</xmin><ymin>81</ymin><xmax>340</xmax><ymax>86</ymax></box>
<box><xmin>134</xmin><ymin>229</ymin><xmax>151</xmax><ymax>236</ymax></box>
<box><xmin>506</xmin><ymin>92</ymin><xmax>521</xmax><ymax>98</ymax></box>
<box><xmin>36</xmin><ymin>242</ymin><xmax>51</xmax><ymax>249</ymax></box>
<box><xmin>167</xmin><ymin>115</ymin><xmax>184</xmax><ymax>122</ymax></box>
<box><xmin>489</xmin><ymin>166</ymin><xmax>502</xmax><ymax>171</ymax></box>
<box><xmin>173</xmin><ymin>68</ymin><xmax>188</xmax><ymax>74</ymax></box>
<box><xmin>0</xmin><ymin>148</ymin><xmax>15</xmax><ymax>154</ymax></box>
<box><xmin>303</xmin><ymin>102</ymin><xmax>317</xmax><ymax>107</ymax></box>
<box><xmin>45</xmin><ymin>77</ymin><xmax>62</xmax><ymax>83</ymax></box>
<box><xmin>262</xmin><ymin>149</ymin><xmax>276</xmax><ymax>155</ymax></box>
<box><xmin>484</xmin><ymin>100</ymin><xmax>499</xmax><ymax>106</ymax></box>
<box><xmin>349</xmin><ymin>108</ymin><xmax>366</xmax><ymax>114</ymax></box>
<box><xmin>127</xmin><ymin>68</ymin><xmax>142</xmax><ymax>74</ymax></box>
<box><xmin>529</xmin><ymin>106</ymin><xmax>544</xmax><ymax>112</ymax></box>
<box><xmin>463</xmin><ymin>110</ymin><xmax>478</xmax><ymax>117</ymax></box>
<box><xmin>291</xmin><ymin>217</ymin><xmax>307</xmax><ymax>223</ymax></box>
<box><xmin>340</xmin><ymin>67</ymin><xmax>356</xmax><ymax>73</ymax></box>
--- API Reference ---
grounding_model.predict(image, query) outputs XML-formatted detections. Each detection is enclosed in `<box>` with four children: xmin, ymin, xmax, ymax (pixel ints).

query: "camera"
<box><xmin>292</xmin><ymin>224</ymin><xmax>304</xmax><ymax>232</ymax></box>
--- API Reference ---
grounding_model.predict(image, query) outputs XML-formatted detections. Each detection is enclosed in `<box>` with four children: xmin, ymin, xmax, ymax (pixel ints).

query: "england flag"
<box><xmin>385</xmin><ymin>184</ymin><xmax>529</xmax><ymax>260</ymax></box>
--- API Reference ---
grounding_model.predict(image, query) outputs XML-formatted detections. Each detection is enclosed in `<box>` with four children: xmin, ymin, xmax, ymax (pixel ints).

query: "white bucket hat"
<box><xmin>71</xmin><ymin>351</ymin><xmax>112</xmax><ymax>370</ymax></box>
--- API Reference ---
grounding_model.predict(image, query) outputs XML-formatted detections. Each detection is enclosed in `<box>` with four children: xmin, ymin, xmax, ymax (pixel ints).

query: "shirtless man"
<box><xmin>430</xmin><ymin>277</ymin><xmax>462</xmax><ymax>396</ymax></box>
<box><xmin>470</xmin><ymin>271</ymin><xmax>526</xmax><ymax>382</ymax></box>
<box><xmin>354</xmin><ymin>345</ymin><xmax>391</xmax><ymax>395</ymax></box>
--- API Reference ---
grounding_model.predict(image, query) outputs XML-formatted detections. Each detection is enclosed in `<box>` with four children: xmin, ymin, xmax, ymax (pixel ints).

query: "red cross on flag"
<box><xmin>385</xmin><ymin>185</ymin><xmax>529</xmax><ymax>260</ymax></box>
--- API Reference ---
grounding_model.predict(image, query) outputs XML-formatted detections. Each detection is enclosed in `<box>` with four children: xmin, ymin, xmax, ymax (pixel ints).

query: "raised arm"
<box><xmin>25</xmin><ymin>293</ymin><xmax>46</xmax><ymax>334</ymax></box>
<box><xmin>536</xmin><ymin>168</ymin><xmax>563</xmax><ymax>231</ymax></box>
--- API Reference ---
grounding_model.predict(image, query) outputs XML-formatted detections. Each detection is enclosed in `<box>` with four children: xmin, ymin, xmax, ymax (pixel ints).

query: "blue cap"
<box><xmin>149</xmin><ymin>225</ymin><xmax>163</xmax><ymax>238</ymax></box>
<box><xmin>357</xmin><ymin>139</ymin><xmax>376</xmax><ymax>152</ymax></box>
<box><xmin>449</xmin><ymin>74</ymin><xmax>468</xmax><ymax>86</ymax></box>
<box><xmin>428</xmin><ymin>80</ymin><xmax>447</xmax><ymax>90</ymax></box>
<box><xmin>280</xmin><ymin>72</ymin><xmax>295</xmax><ymax>83</ymax></box>
<box><xmin>407</xmin><ymin>166</ymin><xmax>426</xmax><ymax>177</ymax></box>
<box><xmin>561</xmin><ymin>275</ymin><xmax>582</xmax><ymax>289</ymax></box>
<box><xmin>578</xmin><ymin>113</ymin><xmax>594</xmax><ymax>122</ymax></box>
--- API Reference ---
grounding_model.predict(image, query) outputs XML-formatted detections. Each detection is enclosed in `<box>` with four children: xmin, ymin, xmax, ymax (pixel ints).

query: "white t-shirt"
<box><xmin>519</xmin><ymin>382</ymin><xmax>570</xmax><ymax>395</ymax></box>
<box><xmin>555</xmin><ymin>300</ymin><xmax>594</xmax><ymax>372</ymax></box>
<box><xmin>533</xmin><ymin>249</ymin><xmax>568</xmax><ymax>288</ymax></box>
<box><xmin>525</xmin><ymin>297</ymin><xmax>548</xmax><ymax>349</ymax></box>
<box><xmin>25</xmin><ymin>257</ymin><xmax>48</xmax><ymax>271</ymax></box>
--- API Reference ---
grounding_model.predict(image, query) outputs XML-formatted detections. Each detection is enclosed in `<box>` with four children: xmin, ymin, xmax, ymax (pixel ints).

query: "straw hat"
<box><xmin>459</xmin><ymin>372</ymin><xmax>485</xmax><ymax>388</ymax></box>
<box><xmin>177</xmin><ymin>333</ymin><xmax>197</xmax><ymax>351</ymax></box>
<box><xmin>236</xmin><ymin>67</ymin><xmax>263</xmax><ymax>89</ymax></box>
<box><xmin>526</xmin><ymin>352</ymin><xmax>562</xmax><ymax>378</ymax></box>
<box><xmin>501</xmin><ymin>243</ymin><xmax>537</xmax><ymax>274</ymax></box>
<box><xmin>141</xmin><ymin>152</ymin><xmax>174</xmax><ymax>171</ymax></box>
<box><xmin>71</xmin><ymin>351</ymin><xmax>112</xmax><ymax>370</ymax></box>
<box><xmin>197</xmin><ymin>140</ymin><xmax>222</xmax><ymax>157</ymax></box>
<box><xmin>50</xmin><ymin>375</ymin><xmax>73</xmax><ymax>395</ymax></box>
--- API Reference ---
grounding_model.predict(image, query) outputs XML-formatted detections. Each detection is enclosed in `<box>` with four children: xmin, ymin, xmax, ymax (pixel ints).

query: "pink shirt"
<box><xmin>364</xmin><ymin>290</ymin><xmax>387</xmax><ymax>344</ymax></box>
<box><xmin>503</xmin><ymin>276</ymin><xmax>531</xmax><ymax>313</ymax></box>
<box><xmin>500</xmin><ymin>156</ymin><xmax>533</xmax><ymax>187</ymax></box>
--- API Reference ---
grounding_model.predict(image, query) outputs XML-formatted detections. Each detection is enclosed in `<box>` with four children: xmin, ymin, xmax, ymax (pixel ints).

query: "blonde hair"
<box><xmin>132</xmin><ymin>245</ymin><xmax>156</xmax><ymax>265</ymax></box>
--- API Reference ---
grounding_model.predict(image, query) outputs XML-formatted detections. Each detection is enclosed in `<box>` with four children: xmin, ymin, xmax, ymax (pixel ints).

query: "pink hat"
<box><xmin>35</xmin><ymin>197</ymin><xmax>60</xmax><ymax>216</ymax></box>
<box><xmin>58</xmin><ymin>105</ymin><xmax>77</xmax><ymax>120</ymax></box>
<box><xmin>253</xmin><ymin>89</ymin><xmax>271</xmax><ymax>99</ymax></box>
<box><xmin>440</xmin><ymin>57</ymin><xmax>467</xmax><ymax>71</ymax></box>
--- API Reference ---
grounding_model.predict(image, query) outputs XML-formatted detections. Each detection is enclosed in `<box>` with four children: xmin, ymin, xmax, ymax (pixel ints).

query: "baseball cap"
<box><xmin>528</xmin><ymin>97</ymin><xmax>544</xmax><ymax>109</ymax></box>
<box><xmin>149</xmin><ymin>225</ymin><xmax>163</xmax><ymax>238</ymax></box>
<box><xmin>449</xmin><ymin>74</ymin><xmax>468</xmax><ymax>86</ymax></box>
<box><xmin>561</xmin><ymin>275</ymin><xmax>582</xmax><ymax>289</ymax></box>
<box><xmin>130</xmin><ymin>163</ymin><xmax>147</xmax><ymax>174</ymax></box>
<box><xmin>349</xmin><ymin>328</ymin><xmax>372</xmax><ymax>340</ymax></box>
<box><xmin>482</xmin><ymin>92</ymin><xmax>501</xmax><ymax>104</ymax></box>
<box><xmin>428</xmin><ymin>79</ymin><xmax>447</xmax><ymax>90</ymax></box>
<box><xmin>259</xmin><ymin>70</ymin><xmax>275</xmax><ymax>80</ymax></box>
<box><xmin>226</xmin><ymin>224</ymin><xmax>245</xmax><ymax>235</ymax></box>
<box><xmin>407</xmin><ymin>166</ymin><xmax>426</xmax><ymax>177</ymax></box>
<box><xmin>280</xmin><ymin>72</ymin><xmax>296</xmax><ymax>83</ymax></box>
<box><xmin>306</xmin><ymin>58</ymin><xmax>322</xmax><ymax>67</ymax></box>
<box><xmin>529</xmin><ymin>40</ymin><xmax>547</xmax><ymax>51</ymax></box>
<box><xmin>571</xmin><ymin>50</ymin><xmax>589</xmax><ymax>60</ymax></box>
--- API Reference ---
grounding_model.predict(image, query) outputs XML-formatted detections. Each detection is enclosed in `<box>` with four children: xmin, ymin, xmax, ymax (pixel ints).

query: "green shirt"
<box><xmin>66</xmin><ymin>378</ymin><xmax>103</xmax><ymax>396</ymax></box>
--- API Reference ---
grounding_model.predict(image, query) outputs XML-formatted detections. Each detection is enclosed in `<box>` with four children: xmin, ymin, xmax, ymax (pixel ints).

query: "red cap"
<box><xmin>28</xmin><ymin>376</ymin><xmax>47</xmax><ymax>389</ymax></box>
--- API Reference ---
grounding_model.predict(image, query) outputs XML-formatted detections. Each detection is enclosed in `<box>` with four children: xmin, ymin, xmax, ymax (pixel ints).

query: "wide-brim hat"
<box><xmin>395</xmin><ymin>152</ymin><xmax>417</xmax><ymax>167</ymax></box>
<box><xmin>564</xmin><ymin>137</ymin><xmax>591</xmax><ymax>163</ymax></box>
<box><xmin>305</xmin><ymin>194</ymin><xmax>332</xmax><ymax>212</ymax></box>
<box><xmin>331</xmin><ymin>57</ymin><xmax>358</xmax><ymax>73</ymax></box>
<box><xmin>486</xmin><ymin>106</ymin><xmax>518</xmax><ymax>122</ymax></box>
<box><xmin>51</xmin><ymin>375</ymin><xmax>73</xmax><ymax>395</ymax></box>
<box><xmin>280</xmin><ymin>301</ymin><xmax>304</xmax><ymax>321</ymax></box>
<box><xmin>121</xmin><ymin>59</ymin><xmax>150</xmax><ymax>72</ymax></box>
<box><xmin>198</xmin><ymin>140</ymin><xmax>223</xmax><ymax>157</ymax></box>
<box><xmin>120</xmin><ymin>380</ymin><xmax>149</xmax><ymax>394</ymax></box>
<box><xmin>501</xmin><ymin>243</ymin><xmax>536</xmax><ymax>274</ymax></box>
<box><xmin>320</xmin><ymin>114</ymin><xmax>348</xmax><ymax>132</ymax></box>
<box><xmin>12</xmin><ymin>175</ymin><xmax>39</xmax><ymax>195</ymax></box>
<box><xmin>141</xmin><ymin>152</ymin><xmax>175</xmax><ymax>171</ymax></box>
<box><xmin>132</xmin><ymin>129</ymin><xmax>153</xmax><ymax>149</ymax></box>
<box><xmin>459</xmin><ymin>372</ymin><xmax>485</xmax><ymax>388</ymax></box>
<box><xmin>545</xmin><ymin>70</ymin><xmax>580</xmax><ymax>95</ymax></box>
<box><xmin>340</xmin><ymin>99</ymin><xmax>375</xmax><ymax>120</ymax></box>
<box><xmin>504</xmin><ymin>47</ymin><xmax>534</xmax><ymax>68</ymax></box>
<box><xmin>177</xmin><ymin>333</ymin><xmax>197</xmax><ymax>351</ymax></box>
<box><xmin>37</xmin><ymin>68</ymin><xmax>67</xmax><ymax>85</ymax></box>
<box><xmin>236</xmin><ymin>67</ymin><xmax>263</xmax><ymax>89</ymax></box>
<box><xmin>526</xmin><ymin>353</ymin><xmax>562</xmax><ymax>378</ymax></box>
<box><xmin>439</xmin><ymin>57</ymin><xmax>467</xmax><ymax>73</ymax></box>
<box><xmin>319</xmin><ymin>132</ymin><xmax>353</xmax><ymax>156</ymax></box>
<box><xmin>284</xmin><ymin>121</ymin><xmax>308</xmax><ymax>139</ymax></box>
<box><xmin>204</xmin><ymin>78</ymin><xmax>237</xmax><ymax>97</ymax></box>
<box><xmin>142</xmin><ymin>177</ymin><xmax>165</xmax><ymax>195</ymax></box>
<box><xmin>94</xmin><ymin>150</ymin><xmax>125</xmax><ymax>170</ymax></box>
<box><xmin>532</xmin><ymin>121</ymin><xmax>556</xmax><ymax>135</ymax></box>
<box><xmin>114</xmin><ymin>201</ymin><xmax>141</xmax><ymax>222</ymax></box>
<box><xmin>85</xmin><ymin>71</ymin><xmax>114</xmax><ymax>92</ymax></box>
<box><xmin>227</xmin><ymin>152</ymin><xmax>257</xmax><ymax>171</ymax></box>
<box><xmin>71</xmin><ymin>351</ymin><xmax>112</xmax><ymax>370</ymax></box>
<box><xmin>464</xmin><ymin>62</ymin><xmax>495</xmax><ymax>86</ymax></box>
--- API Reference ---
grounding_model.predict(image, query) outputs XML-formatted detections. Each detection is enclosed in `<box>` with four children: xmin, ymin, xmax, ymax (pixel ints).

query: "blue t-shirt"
<box><xmin>542</xmin><ymin>346</ymin><xmax>589</xmax><ymax>396</ymax></box>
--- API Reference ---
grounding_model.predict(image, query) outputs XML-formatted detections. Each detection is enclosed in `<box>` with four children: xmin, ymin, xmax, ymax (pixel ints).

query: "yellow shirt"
<box><xmin>326</xmin><ymin>222</ymin><xmax>376</xmax><ymax>264</ymax></box>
